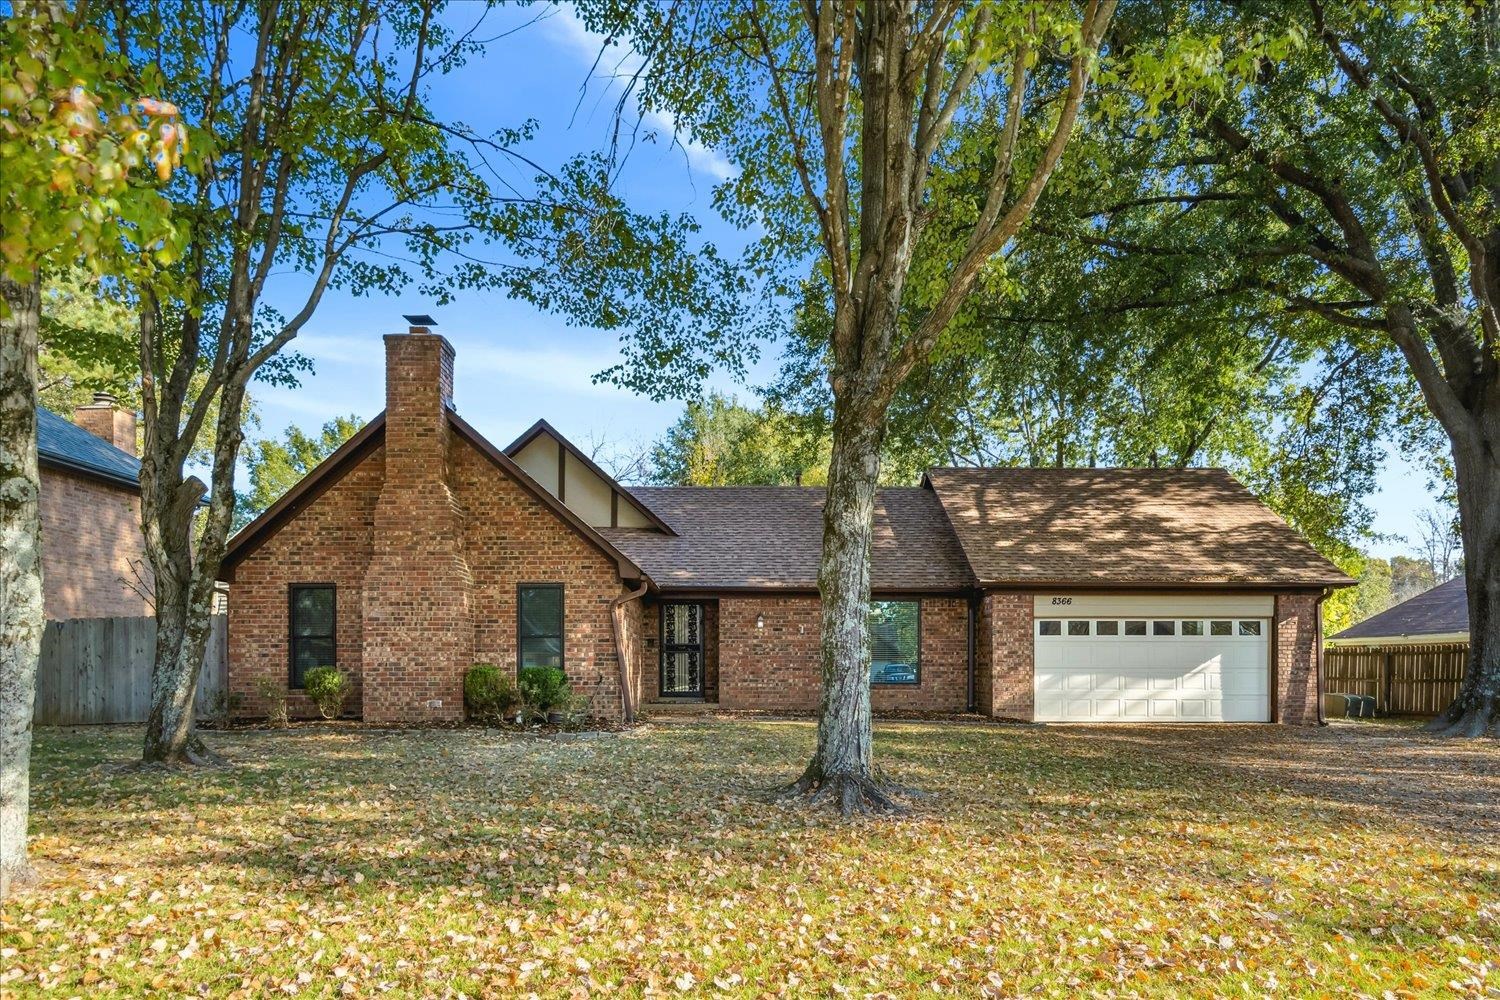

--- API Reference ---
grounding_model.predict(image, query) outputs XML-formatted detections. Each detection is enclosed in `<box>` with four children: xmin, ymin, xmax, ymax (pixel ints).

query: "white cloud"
<box><xmin>459</xmin><ymin>341</ymin><xmax>626</xmax><ymax>399</ymax></box>
<box><xmin>541</xmin><ymin>4</ymin><xmax>736</xmax><ymax>182</ymax></box>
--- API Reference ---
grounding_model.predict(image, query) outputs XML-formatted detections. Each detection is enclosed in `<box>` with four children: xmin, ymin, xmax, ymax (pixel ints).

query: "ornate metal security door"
<box><xmin>660</xmin><ymin>603</ymin><xmax>704</xmax><ymax>697</ymax></box>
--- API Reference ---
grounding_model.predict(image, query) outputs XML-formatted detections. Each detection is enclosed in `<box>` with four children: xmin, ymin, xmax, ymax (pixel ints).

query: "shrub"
<box><xmin>303</xmin><ymin>666</ymin><xmax>349</xmax><ymax>720</ymax></box>
<box><xmin>464</xmin><ymin>663</ymin><xmax>518</xmax><ymax>722</ymax></box>
<box><xmin>206</xmin><ymin>689</ymin><xmax>243</xmax><ymax>730</ymax></box>
<box><xmin>517</xmin><ymin>665</ymin><xmax>569</xmax><ymax>721</ymax></box>
<box><xmin>254</xmin><ymin>678</ymin><xmax>288</xmax><ymax>728</ymax></box>
<box><xmin>551</xmin><ymin>689</ymin><xmax>591</xmax><ymax>730</ymax></box>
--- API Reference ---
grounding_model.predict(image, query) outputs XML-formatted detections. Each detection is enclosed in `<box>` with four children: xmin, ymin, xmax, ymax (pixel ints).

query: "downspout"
<box><xmin>610</xmin><ymin>580</ymin><xmax>649</xmax><ymax>724</ymax></box>
<box><xmin>1315</xmin><ymin>588</ymin><xmax>1329</xmax><ymax>726</ymax></box>
<box><xmin>965</xmin><ymin>591</ymin><xmax>977</xmax><ymax>714</ymax></box>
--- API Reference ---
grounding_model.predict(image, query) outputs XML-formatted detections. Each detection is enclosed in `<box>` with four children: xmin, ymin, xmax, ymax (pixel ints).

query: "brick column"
<box><xmin>361</xmin><ymin>329</ymin><xmax>473</xmax><ymax>723</ymax></box>
<box><xmin>1275</xmin><ymin>592</ymin><xmax>1321</xmax><ymax>726</ymax></box>
<box><xmin>986</xmin><ymin>591</ymin><xmax>1034</xmax><ymax>720</ymax></box>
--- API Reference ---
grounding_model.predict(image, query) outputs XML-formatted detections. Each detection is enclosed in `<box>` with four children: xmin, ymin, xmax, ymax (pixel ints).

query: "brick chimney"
<box><xmin>74</xmin><ymin>392</ymin><xmax>137</xmax><ymax>456</ymax></box>
<box><xmin>360</xmin><ymin>317</ymin><xmax>474</xmax><ymax>724</ymax></box>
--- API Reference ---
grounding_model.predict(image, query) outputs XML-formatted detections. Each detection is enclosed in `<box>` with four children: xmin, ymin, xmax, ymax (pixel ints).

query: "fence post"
<box><xmin>1381</xmin><ymin>651</ymin><xmax>1393</xmax><ymax>715</ymax></box>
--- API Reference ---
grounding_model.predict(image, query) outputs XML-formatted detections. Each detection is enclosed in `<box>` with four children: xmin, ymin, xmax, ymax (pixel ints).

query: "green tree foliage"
<box><xmin>233</xmin><ymin>416</ymin><xmax>362</xmax><ymax>532</ymax></box>
<box><xmin>36</xmin><ymin>270</ymin><xmax>137</xmax><ymax>415</ymax></box>
<box><xmin>1094</xmin><ymin>0</ymin><xmax>1500</xmax><ymax>735</ymax></box>
<box><xmin>0</xmin><ymin>2</ymin><xmax>183</xmax><ymax>897</ymax></box>
<box><xmin>98</xmin><ymin>1</ymin><xmax>697</xmax><ymax>764</ymax></box>
<box><xmin>648</xmin><ymin>393</ymin><xmax>826</xmax><ymax>486</ymax></box>
<box><xmin>575</xmin><ymin>0</ymin><xmax>1121</xmax><ymax>812</ymax></box>
<box><xmin>36</xmin><ymin>270</ymin><xmax>255</xmax><ymax>464</ymax></box>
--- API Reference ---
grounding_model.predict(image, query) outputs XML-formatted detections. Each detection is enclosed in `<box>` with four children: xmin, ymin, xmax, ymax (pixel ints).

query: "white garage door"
<box><xmin>1034</xmin><ymin>607</ymin><xmax>1271</xmax><ymax>723</ymax></box>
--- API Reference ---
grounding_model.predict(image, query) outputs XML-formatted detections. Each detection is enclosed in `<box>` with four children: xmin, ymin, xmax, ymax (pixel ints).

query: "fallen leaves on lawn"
<box><xmin>0</xmin><ymin>720</ymin><xmax>1496</xmax><ymax>997</ymax></box>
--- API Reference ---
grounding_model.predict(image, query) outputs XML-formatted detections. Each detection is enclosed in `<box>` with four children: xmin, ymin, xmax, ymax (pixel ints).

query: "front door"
<box><xmin>660</xmin><ymin>603</ymin><xmax>704</xmax><ymax>697</ymax></box>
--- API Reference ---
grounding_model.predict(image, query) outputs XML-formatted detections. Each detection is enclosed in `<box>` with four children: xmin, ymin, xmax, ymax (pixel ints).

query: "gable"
<box><xmin>504</xmin><ymin>420</ymin><xmax>672</xmax><ymax>533</ymax></box>
<box><xmin>222</xmin><ymin>412</ymin><xmax>646</xmax><ymax>582</ymax></box>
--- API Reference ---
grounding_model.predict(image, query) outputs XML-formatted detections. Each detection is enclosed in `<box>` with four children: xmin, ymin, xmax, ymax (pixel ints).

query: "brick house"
<box><xmin>220</xmin><ymin>323</ymin><xmax>1352</xmax><ymax>725</ymax></box>
<box><xmin>37</xmin><ymin>397</ymin><xmax>154</xmax><ymax>620</ymax></box>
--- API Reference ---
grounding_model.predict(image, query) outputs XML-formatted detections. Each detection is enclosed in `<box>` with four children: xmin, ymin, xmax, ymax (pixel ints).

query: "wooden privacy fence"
<box><xmin>34</xmin><ymin>615</ymin><xmax>228</xmax><ymax>725</ymax></box>
<box><xmin>1322</xmin><ymin>642</ymin><xmax>1469</xmax><ymax>716</ymax></box>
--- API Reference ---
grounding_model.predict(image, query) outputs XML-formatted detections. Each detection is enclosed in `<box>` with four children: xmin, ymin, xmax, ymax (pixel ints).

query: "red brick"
<box><xmin>714</xmin><ymin>596</ymin><xmax>969</xmax><ymax>713</ymax></box>
<box><xmin>39</xmin><ymin>467</ymin><xmax>152</xmax><ymax>620</ymax></box>
<box><xmin>1275</xmin><ymin>593</ymin><xmax>1321</xmax><ymax>726</ymax></box>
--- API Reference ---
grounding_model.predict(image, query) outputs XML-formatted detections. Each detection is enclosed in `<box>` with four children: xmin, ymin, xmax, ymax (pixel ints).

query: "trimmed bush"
<box><xmin>517</xmin><ymin>665</ymin><xmax>569</xmax><ymax>721</ymax></box>
<box><xmin>303</xmin><ymin>666</ymin><xmax>350</xmax><ymax>720</ymax></box>
<box><xmin>464</xmin><ymin>663</ymin><xmax>518</xmax><ymax>722</ymax></box>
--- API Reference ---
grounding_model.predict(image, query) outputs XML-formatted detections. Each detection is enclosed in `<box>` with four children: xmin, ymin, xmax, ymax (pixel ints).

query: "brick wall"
<box><xmin>984</xmin><ymin>591</ymin><xmax>1034</xmax><ymax>720</ymax></box>
<box><xmin>715</xmin><ymin>595</ymin><xmax>969</xmax><ymax>713</ymax></box>
<box><xmin>228</xmin><ymin>446</ymin><xmax>383</xmax><ymax>719</ymax></box>
<box><xmin>614</xmin><ymin>592</ymin><xmax>646</xmax><ymax>715</ymax></box>
<box><xmin>39</xmin><ymin>467</ymin><xmax>152</xmax><ymax>620</ymax></box>
<box><xmin>454</xmin><ymin>437</ymin><xmax>629</xmax><ymax>720</ymax></box>
<box><xmin>1275</xmin><ymin>592</ymin><xmax>1321</xmax><ymax>726</ymax></box>
<box><xmin>974</xmin><ymin>595</ymin><xmax>994</xmax><ymax>716</ymax></box>
<box><xmin>641</xmin><ymin>602</ymin><xmax>660</xmax><ymax>702</ymax></box>
<box><xmin>227</xmin><ymin>426</ymin><xmax>640</xmax><ymax>723</ymax></box>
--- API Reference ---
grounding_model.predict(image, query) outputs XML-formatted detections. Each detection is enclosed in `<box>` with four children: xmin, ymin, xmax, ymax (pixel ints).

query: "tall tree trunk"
<box><xmin>1428</xmin><ymin>417</ymin><xmax>1500</xmax><ymax>737</ymax></box>
<box><xmin>141</xmin><ymin>577</ymin><xmax>220</xmax><ymax>763</ymax></box>
<box><xmin>785</xmin><ymin>391</ymin><xmax>900</xmax><ymax>814</ymax></box>
<box><xmin>0</xmin><ymin>275</ymin><xmax>43</xmax><ymax>896</ymax></box>
<box><xmin>139</xmin><ymin>377</ymin><xmax>244</xmax><ymax>765</ymax></box>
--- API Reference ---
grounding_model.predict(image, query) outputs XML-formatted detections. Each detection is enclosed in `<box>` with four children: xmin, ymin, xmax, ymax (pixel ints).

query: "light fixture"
<box><xmin>755</xmin><ymin>614</ymin><xmax>765</xmax><ymax>629</ymax></box>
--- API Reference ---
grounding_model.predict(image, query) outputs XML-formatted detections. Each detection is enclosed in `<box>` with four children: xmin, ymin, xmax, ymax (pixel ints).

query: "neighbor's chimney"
<box><xmin>74</xmin><ymin>391</ymin><xmax>137</xmax><ymax>456</ymax></box>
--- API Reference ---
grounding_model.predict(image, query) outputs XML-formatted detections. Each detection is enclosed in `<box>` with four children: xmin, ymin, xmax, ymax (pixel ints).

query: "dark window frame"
<box><xmin>516</xmin><ymin>583</ymin><xmax>565</xmax><ymax>673</ymax></box>
<box><xmin>287</xmin><ymin>583</ymin><xmax>336</xmax><ymax>690</ymax></box>
<box><xmin>869</xmin><ymin>598</ymin><xmax>921</xmax><ymax>687</ymax></box>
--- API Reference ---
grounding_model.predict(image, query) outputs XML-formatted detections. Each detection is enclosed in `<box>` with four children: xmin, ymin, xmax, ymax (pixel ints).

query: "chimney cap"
<box><xmin>402</xmin><ymin>313</ymin><xmax>437</xmax><ymax>328</ymax></box>
<box><xmin>91</xmin><ymin>391</ymin><xmax>118</xmax><ymax>406</ymax></box>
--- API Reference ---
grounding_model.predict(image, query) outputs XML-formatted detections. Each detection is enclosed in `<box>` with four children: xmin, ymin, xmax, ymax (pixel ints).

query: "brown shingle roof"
<box><xmin>598</xmin><ymin>486</ymin><xmax>974</xmax><ymax>592</ymax></box>
<box><xmin>924</xmin><ymin>467</ymin><xmax>1353</xmax><ymax>588</ymax></box>
<box><xmin>1330</xmin><ymin>576</ymin><xmax>1468</xmax><ymax>640</ymax></box>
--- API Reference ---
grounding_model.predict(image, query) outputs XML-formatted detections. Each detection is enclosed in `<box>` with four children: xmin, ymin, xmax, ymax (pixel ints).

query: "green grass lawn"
<box><xmin>3</xmin><ymin>720</ymin><xmax>1497</xmax><ymax>997</ymax></box>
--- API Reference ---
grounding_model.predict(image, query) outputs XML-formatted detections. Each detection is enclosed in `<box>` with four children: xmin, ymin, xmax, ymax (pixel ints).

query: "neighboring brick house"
<box><xmin>37</xmin><ymin>398</ymin><xmax>153</xmax><ymax>620</ymax></box>
<box><xmin>220</xmin><ymin>323</ymin><xmax>1352</xmax><ymax>726</ymax></box>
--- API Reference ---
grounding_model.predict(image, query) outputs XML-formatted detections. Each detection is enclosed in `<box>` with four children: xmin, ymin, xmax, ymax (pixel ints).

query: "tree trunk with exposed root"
<box><xmin>780</xmin><ymin>397</ymin><xmax>905</xmax><ymax>815</ymax></box>
<box><xmin>1426</xmin><ymin>422</ymin><xmax>1500</xmax><ymax>738</ymax></box>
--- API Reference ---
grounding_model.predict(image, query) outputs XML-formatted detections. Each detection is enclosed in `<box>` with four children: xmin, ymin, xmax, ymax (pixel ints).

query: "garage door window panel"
<box><xmin>1035</xmin><ymin>610</ymin><xmax>1271</xmax><ymax>724</ymax></box>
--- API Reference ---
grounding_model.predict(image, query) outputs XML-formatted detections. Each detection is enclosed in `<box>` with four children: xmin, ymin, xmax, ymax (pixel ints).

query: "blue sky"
<box><xmin>248</xmin><ymin>3</ymin><xmax>1439</xmax><ymax>560</ymax></box>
